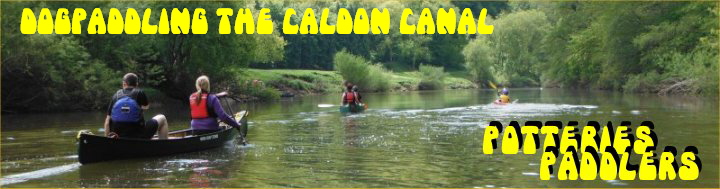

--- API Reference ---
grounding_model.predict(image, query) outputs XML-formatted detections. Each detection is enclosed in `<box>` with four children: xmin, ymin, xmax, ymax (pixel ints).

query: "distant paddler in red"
<box><xmin>340</xmin><ymin>82</ymin><xmax>366</xmax><ymax>113</ymax></box>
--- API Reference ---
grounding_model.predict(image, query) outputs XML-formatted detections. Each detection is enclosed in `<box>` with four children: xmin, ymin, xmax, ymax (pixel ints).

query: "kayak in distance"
<box><xmin>76</xmin><ymin>111</ymin><xmax>249</xmax><ymax>164</ymax></box>
<box><xmin>339</xmin><ymin>103</ymin><xmax>368</xmax><ymax>113</ymax></box>
<box><xmin>493</xmin><ymin>100</ymin><xmax>510</xmax><ymax>105</ymax></box>
<box><xmin>492</xmin><ymin>99</ymin><xmax>519</xmax><ymax>105</ymax></box>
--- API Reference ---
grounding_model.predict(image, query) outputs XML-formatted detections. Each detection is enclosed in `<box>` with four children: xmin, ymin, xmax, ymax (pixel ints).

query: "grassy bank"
<box><xmin>237</xmin><ymin>69</ymin><xmax>477</xmax><ymax>99</ymax></box>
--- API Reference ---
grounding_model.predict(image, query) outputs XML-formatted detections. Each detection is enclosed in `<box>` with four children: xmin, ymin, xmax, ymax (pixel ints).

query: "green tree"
<box><xmin>463</xmin><ymin>9</ymin><xmax>549</xmax><ymax>87</ymax></box>
<box><xmin>463</xmin><ymin>39</ymin><xmax>496</xmax><ymax>84</ymax></box>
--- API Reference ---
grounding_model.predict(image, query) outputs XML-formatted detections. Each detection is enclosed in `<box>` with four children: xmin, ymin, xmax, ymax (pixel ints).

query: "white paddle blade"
<box><xmin>318</xmin><ymin>104</ymin><xmax>335</xmax><ymax>108</ymax></box>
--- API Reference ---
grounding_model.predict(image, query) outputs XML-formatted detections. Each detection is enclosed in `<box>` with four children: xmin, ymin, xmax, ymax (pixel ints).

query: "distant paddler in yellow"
<box><xmin>489</xmin><ymin>81</ymin><xmax>511</xmax><ymax>105</ymax></box>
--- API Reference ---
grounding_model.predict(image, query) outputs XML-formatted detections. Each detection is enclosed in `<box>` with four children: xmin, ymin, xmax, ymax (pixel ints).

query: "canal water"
<box><xmin>1</xmin><ymin>88</ymin><xmax>718</xmax><ymax>187</ymax></box>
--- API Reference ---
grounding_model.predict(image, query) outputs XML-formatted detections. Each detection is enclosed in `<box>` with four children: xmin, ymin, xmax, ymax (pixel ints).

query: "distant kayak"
<box><xmin>339</xmin><ymin>103</ymin><xmax>367</xmax><ymax>113</ymax></box>
<box><xmin>493</xmin><ymin>99</ymin><xmax>518</xmax><ymax>105</ymax></box>
<box><xmin>493</xmin><ymin>101</ymin><xmax>510</xmax><ymax>105</ymax></box>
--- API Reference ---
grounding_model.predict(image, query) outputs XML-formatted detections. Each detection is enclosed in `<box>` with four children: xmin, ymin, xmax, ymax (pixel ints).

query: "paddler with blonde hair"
<box><xmin>188</xmin><ymin>75</ymin><xmax>242</xmax><ymax>135</ymax></box>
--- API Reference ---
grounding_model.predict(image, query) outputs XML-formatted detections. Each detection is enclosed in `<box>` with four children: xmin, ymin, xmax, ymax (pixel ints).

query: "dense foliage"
<box><xmin>2</xmin><ymin>0</ymin><xmax>716</xmax><ymax>113</ymax></box>
<box><xmin>252</xmin><ymin>0</ymin><xmax>482</xmax><ymax>71</ymax></box>
<box><xmin>464</xmin><ymin>2</ymin><xmax>718</xmax><ymax>95</ymax></box>
<box><xmin>2</xmin><ymin>1</ymin><xmax>285</xmax><ymax>112</ymax></box>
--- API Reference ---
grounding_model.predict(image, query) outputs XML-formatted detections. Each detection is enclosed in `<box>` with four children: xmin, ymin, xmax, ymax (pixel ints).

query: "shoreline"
<box><xmin>3</xmin><ymin>86</ymin><xmax>717</xmax><ymax>115</ymax></box>
<box><xmin>233</xmin><ymin>69</ymin><xmax>478</xmax><ymax>101</ymax></box>
<box><xmin>4</xmin><ymin>68</ymin><xmax>716</xmax><ymax>114</ymax></box>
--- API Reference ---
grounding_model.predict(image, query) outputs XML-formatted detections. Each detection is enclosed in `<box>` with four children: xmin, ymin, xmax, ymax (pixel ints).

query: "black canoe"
<box><xmin>77</xmin><ymin>111</ymin><xmax>248</xmax><ymax>164</ymax></box>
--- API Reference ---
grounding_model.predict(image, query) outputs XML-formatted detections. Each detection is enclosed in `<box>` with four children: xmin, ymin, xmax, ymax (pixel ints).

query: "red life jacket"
<box><xmin>344</xmin><ymin>92</ymin><xmax>356</xmax><ymax>103</ymax></box>
<box><xmin>190</xmin><ymin>93</ymin><xmax>211</xmax><ymax>119</ymax></box>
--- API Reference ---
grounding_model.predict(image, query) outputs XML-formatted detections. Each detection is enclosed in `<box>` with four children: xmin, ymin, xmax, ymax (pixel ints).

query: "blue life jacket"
<box><xmin>111</xmin><ymin>95</ymin><xmax>142</xmax><ymax>123</ymax></box>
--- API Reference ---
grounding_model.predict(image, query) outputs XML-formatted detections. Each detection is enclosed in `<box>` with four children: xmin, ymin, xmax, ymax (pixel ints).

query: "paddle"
<box><xmin>488</xmin><ymin>81</ymin><xmax>497</xmax><ymax>90</ymax></box>
<box><xmin>217</xmin><ymin>92</ymin><xmax>246</xmax><ymax>144</ymax></box>
<box><xmin>216</xmin><ymin>92</ymin><xmax>232</xmax><ymax>112</ymax></box>
<box><xmin>319</xmin><ymin>103</ymin><xmax>368</xmax><ymax>109</ymax></box>
<box><xmin>318</xmin><ymin>104</ymin><xmax>336</xmax><ymax>108</ymax></box>
<box><xmin>488</xmin><ymin>81</ymin><xmax>501</xmax><ymax>97</ymax></box>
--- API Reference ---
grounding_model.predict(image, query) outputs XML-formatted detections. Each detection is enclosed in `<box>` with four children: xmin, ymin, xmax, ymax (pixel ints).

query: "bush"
<box><xmin>266</xmin><ymin>79</ymin><xmax>313</xmax><ymax>91</ymax></box>
<box><xmin>623</xmin><ymin>71</ymin><xmax>664</xmax><ymax>93</ymax></box>
<box><xmin>235</xmin><ymin>80</ymin><xmax>280</xmax><ymax>101</ymax></box>
<box><xmin>655</xmin><ymin>49</ymin><xmax>718</xmax><ymax>95</ymax></box>
<box><xmin>252</xmin><ymin>87</ymin><xmax>281</xmax><ymax>101</ymax></box>
<box><xmin>418</xmin><ymin>64</ymin><xmax>446</xmax><ymax>90</ymax></box>
<box><xmin>333</xmin><ymin>50</ymin><xmax>390</xmax><ymax>92</ymax></box>
<box><xmin>367</xmin><ymin>64</ymin><xmax>391</xmax><ymax>92</ymax></box>
<box><xmin>1</xmin><ymin>35</ymin><xmax>118</xmax><ymax>112</ymax></box>
<box><xmin>622</xmin><ymin>49</ymin><xmax>719</xmax><ymax>95</ymax></box>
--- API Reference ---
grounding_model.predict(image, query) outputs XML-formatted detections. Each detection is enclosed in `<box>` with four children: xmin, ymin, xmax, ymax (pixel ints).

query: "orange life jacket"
<box><xmin>344</xmin><ymin>92</ymin><xmax>356</xmax><ymax>104</ymax></box>
<box><xmin>190</xmin><ymin>93</ymin><xmax>212</xmax><ymax>119</ymax></box>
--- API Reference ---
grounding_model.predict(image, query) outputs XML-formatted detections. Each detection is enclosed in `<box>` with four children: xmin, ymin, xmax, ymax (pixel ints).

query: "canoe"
<box><xmin>339</xmin><ymin>103</ymin><xmax>367</xmax><ymax>113</ymax></box>
<box><xmin>77</xmin><ymin>111</ymin><xmax>248</xmax><ymax>164</ymax></box>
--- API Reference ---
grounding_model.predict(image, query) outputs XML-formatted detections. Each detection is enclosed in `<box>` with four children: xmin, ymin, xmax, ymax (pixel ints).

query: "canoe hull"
<box><xmin>339</xmin><ymin>103</ymin><xmax>366</xmax><ymax>113</ymax></box>
<box><xmin>78</xmin><ymin>128</ymin><xmax>237</xmax><ymax>164</ymax></box>
<box><xmin>78</xmin><ymin>111</ymin><xmax>247</xmax><ymax>164</ymax></box>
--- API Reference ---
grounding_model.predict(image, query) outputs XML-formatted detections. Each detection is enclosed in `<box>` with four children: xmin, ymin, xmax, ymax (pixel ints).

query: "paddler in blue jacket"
<box><xmin>104</xmin><ymin>73</ymin><xmax>170</xmax><ymax>139</ymax></box>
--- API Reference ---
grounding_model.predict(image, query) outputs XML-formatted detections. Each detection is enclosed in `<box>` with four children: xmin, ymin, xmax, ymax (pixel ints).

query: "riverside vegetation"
<box><xmin>2</xmin><ymin>1</ymin><xmax>717</xmax><ymax>113</ymax></box>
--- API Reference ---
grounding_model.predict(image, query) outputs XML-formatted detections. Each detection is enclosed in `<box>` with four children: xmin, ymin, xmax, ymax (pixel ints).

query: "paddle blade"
<box><xmin>318</xmin><ymin>104</ymin><xmax>335</xmax><ymax>108</ymax></box>
<box><xmin>488</xmin><ymin>81</ymin><xmax>497</xmax><ymax>89</ymax></box>
<box><xmin>234</xmin><ymin>111</ymin><xmax>248</xmax><ymax>120</ymax></box>
<box><xmin>216</xmin><ymin>91</ymin><xmax>229</xmax><ymax>97</ymax></box>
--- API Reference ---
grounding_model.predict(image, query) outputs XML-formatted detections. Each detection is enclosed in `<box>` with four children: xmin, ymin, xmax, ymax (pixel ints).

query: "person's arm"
<box><xmin>341</xmin><ymin>93</ymin><xmax>346</xmax><ymax>105</ymax></box>
<box><xmin>104</xmin><ymin>116</ymin><xmax>111</xmax><ymax>136</ymax></box>
<box><xmin>210</xmin><ymin>95</ymin><xmax>240</xmax><ymax>127</ymax></box>
<box><xmin>105</xmin><ymin>95</ymin><xmax>115</xmax><ymax>136</ymax></box>
<box><xmin>137</xmin><ymin>90</ymin><xmax>150</xmax><ymax>110</ymax></box>
<box><xmin>354</xmin><ymin>92</ymin><xmax>361</xmax><ymax>103</ymax></box>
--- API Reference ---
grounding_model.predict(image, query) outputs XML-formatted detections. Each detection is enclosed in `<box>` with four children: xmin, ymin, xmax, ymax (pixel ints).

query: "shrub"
<box><xmin>333</xmin><ymin>50</ymin><xmax>390</xmax><ymax>92</ymax></box>
<box><xmin>2</xmin><ymin>35</ymin><xmax>118</xmax><ymax>112</ymax></box>
<box><xmin>367</xmin><ymin>64</ymin><xmax>391</xmax><ymax>92</ymax></box>
<box><xmin>623</xmin><ymin>71</ymin><xmax>664</xmax><ymax>93</ymax></box>
<box><xmin>252</xmin><ymin>87</ymin><xmax>281</xmax><ymax>101</ymax></box>
<box><xmin>235</xmin><ymin>80</ymin><xmax>280</xmax><ymax>101</ymax></box>
<box><xmin>654</xmin><ymin>49</ymin><xmax>718</xmax><ymax>95</ymax></box>
<box><xmin>623</xmin><ymin>49</ymin><xmax>719</xmax><ymax>95</ymax></box>
<box><xmin>418</xmin><ymin>64</ymin><xmax>446</xmax><ymax>90</ymax></box>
